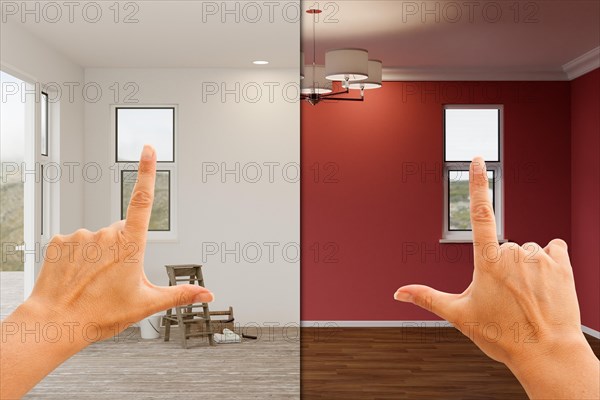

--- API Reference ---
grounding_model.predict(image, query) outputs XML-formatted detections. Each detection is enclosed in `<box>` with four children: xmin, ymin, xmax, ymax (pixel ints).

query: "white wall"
<box><xmin>84</xmin><ymin>68</ymin><xmax>299</xmax><ymax>325</ymax></box>
<box><xmin>1</xmin><ymin>21</ymin><xmax>85</xmax><ymax>297</ymax></box>
<box><xmin>1</xmin><ymin>21</ymin><xmax>85</xmax><ymax>234</ymax></box>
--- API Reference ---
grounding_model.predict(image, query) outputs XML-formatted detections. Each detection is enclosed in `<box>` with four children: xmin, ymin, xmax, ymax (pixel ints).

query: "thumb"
<box><xmin>148</xmin><ymin>284</ymin><xmax>214</xmax><ymax>314</ymax></box>
<box><xmin>394</xmin><ymin>284</ymin><xmax>458</xmax><ymax>322</ymax></box>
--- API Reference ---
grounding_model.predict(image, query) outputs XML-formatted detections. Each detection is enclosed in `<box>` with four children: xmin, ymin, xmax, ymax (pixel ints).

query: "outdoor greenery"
<box><xmin>121</xmin><ymin>171</ymin><xmax>170</xmax><ymax>231</ymax></box>
<box><xmin>449</xmin><ymin>171</ymin><xmax>494</xmax><ymax>230</ymax></box>
<box><xmin>0</xmin><ymin>173</ymin><xmax>24</xmax><ymax>271</ymax></box>
<box><xmin>0</xmin><ymin>169</ymin><xmax>170</xmax><ymax>272</ymax></box>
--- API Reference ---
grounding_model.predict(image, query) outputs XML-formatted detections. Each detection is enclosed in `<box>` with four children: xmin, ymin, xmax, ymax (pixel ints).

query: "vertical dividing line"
<box><xmin>312</xmin><ymin>10</ymin><xmax>316</xmax><ymax>92</ymax></box>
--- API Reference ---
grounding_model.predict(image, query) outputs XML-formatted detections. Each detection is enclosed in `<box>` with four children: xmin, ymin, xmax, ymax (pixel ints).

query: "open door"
<box><xmin>0</xmin><ymin>69</ymin><xmax>47</xmax><ymax>305</ymax></box>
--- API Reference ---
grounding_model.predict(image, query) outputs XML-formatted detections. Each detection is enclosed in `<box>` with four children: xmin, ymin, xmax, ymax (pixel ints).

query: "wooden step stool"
<box><xmin>163</xmin><ymin>265</ymin><xmax>215</xmax><ymax>348</ymax></box>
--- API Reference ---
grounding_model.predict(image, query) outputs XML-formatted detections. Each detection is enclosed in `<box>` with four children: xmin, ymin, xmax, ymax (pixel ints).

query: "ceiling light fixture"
<box><xmin>301</xmin><ymin>8</ymin><xmax>382</xmax><ymax>105</ymax></box>
<box><xmin>253</xmin><ymin>60</ymin><xmax>269</xmax><ymax>65</ymax></box>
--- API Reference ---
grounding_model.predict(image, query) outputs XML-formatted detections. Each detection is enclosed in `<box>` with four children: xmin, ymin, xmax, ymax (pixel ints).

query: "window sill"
<box><xmin>439</xmin><ymin>238</ymin><xmax>508</xmax><ymax>244</ymax></box>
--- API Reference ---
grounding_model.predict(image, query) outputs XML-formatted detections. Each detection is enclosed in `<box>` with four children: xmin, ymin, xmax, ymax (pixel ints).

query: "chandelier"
<box><xmin>301</xmin><ymin>8</ymin><xmax>382</xmax><ymax>105</ymax></box>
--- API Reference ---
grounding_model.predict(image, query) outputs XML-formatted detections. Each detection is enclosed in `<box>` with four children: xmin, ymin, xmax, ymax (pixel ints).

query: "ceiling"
<box><xmin>301</xmin><ymin>0</ymin><xmax>600</xmax><ymax>80</ymax></box>
<box><xmin>4</xmin><ymin>1</ymin><xmax>599</xmax><ymax>79</ymax></box>
<box><xmin>3</xmin><ymin>1</ymin><xmax>299</xmax><ymax>68</ymax></box>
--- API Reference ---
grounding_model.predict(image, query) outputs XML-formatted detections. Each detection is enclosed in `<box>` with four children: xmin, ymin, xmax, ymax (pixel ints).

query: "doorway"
<box><xmin>0</xmin><ymin>69</ymin><xmax>44</xmax><ymax>314</ymax></box>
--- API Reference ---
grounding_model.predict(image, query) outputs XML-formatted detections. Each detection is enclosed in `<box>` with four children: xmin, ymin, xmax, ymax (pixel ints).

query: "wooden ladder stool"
<box><xmin>163</xmin><ymin>265</ymin><xmax>215</xmax><ymax>348</ymax></box>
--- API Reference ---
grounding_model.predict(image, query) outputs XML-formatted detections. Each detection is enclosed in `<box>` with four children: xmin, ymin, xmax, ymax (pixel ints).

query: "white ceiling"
<box><xmin>301</xmin><ymin>0</ymin><xmax>600</xmax><ymax>80</ymax></box>
<box><xmin>3</xmin><ymin>0</ymin><xmax>299</xmax><ymax>68</ymax></box>
<box><xmin>4</xmin><ymin>1</ymin><xmax>599</xmax><ymax>79</ymax></box>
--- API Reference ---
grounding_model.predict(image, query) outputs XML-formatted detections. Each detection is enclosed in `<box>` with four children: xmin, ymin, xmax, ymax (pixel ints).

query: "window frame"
<box><xmin>110</xmin><ymin>104</ymin><xmax>178</xmax><ymax>242</ymax></box>
<box><xmin>41</xmin><ymin>91</ymin><xmax>48</xmax><ymax>156</ymax></box>
<box><xmin>441</xmin><ymin>104</ymin><xmax>504</xmax><ymax>242</ymax></box>
<box><xmin>39</xmin><ymin>89</ymin><xmax>53</xmax><ymax>242</ymax></box>
<box><xmin>115</xmin><ymin>106</ymin><xmax>176</xmax><ymax>163</ymax></box>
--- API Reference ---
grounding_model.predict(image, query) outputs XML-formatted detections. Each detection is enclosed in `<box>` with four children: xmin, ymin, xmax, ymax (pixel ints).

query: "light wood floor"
<box><xmin>3</xmin><ymin>274</ymin><xmax>599</xmax><ymax>399</ymax></box>
<box><xmin>3</xmin><ymin>272</ymin><xmax>300</xmax><ymax>400</ymax></box>
<box><xmin>25</xmin><ymin>326</ymin><xmax>299</xmax><ymax>399</ymax></box>
<box><xmin>301</xmin><ymin>327</ymin><xmax>600</xmax><ymax>400</ymax></box>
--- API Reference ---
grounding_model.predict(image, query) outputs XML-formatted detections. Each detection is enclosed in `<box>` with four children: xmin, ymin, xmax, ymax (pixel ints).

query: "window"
<box><xmin>121</xmin><ymin>170</ymin><xmax>171</xmax><ymax>231</ymax></box>
<box><xmin>41</xmin><ymin>92</ymin><xmax>48</xmax><ymax>156</ymax></box>
<box><xmin>442</xmin><ymin>105</ymin><xmax>503</xmax><ymax>241</ymax></box>
<box><xmin>112</xmin><ymin>106</ymin><xmax>177</xmax><ymax>238</ymax></box>
<box><xmin>448</xmin><ymin>170</ymin><xmax>494</xmax><ymax>231</ymax></box>
<box><xmin>116</xmin><ymin>107</ymin><xmax>175</xmax><ymax>162</ymax></box>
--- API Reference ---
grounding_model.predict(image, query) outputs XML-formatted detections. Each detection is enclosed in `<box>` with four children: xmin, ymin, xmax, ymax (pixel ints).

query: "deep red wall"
<box><xmin>571</xmin><ymin>68</ymin><xmax>600</xmax><ymax>332</ymax></box>
<box><xmin>301</xmin><ymin>81</ymin><xmax>571</xmax><ymax>321</ymax></box>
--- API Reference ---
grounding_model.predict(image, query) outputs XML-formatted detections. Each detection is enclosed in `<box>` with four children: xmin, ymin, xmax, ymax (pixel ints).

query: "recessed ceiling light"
<box><xmin>253</xmin><ymin>60</ymin><xmax>269</xmax><ymax>65</ymax></box>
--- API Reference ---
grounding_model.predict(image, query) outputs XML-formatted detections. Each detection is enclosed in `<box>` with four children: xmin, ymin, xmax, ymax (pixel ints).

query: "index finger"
<box><xmin>469</xmin><ymin>157</ymin><xmax>499</xmax><ymax>262</ymax></box>
<box><xmin>124</xmin><ymin>145</ymin><xmax>156</xmax><ymax>237</ymax></box>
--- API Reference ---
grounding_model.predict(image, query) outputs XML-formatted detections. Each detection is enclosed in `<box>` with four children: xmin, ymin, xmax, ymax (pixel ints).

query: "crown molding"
<box><xmin>563</xmin><ymin>46</ymin><xmax>600</xmax><ymax>80</ymax></box>
<box><xmin>382</xmin><ymin>67</ymin><xmax>568</xmax><ymax>82</ymax></box>
<box><xmin>382</xmin><ymin>47</ymin><xmax>600</xmax><ymax>82</ymax></box>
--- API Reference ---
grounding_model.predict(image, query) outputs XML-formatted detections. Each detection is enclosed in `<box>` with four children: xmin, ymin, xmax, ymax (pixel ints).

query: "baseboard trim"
<box><xmin>301</xmin><ymin>321</ymin><xmax>452</xmax><ymax>328</ymax></box>
<box><xmin>582</xmin><ymin>325</ymin><xmax>600</xmax><ymax>339</ymax></box>
<box><xmin>301</xmin><ymin>321</ymin><xmax>600</xmax><ymax>338</ymax></box>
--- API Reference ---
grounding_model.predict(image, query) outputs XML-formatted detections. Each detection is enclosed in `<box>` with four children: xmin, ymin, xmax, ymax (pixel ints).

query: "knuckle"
<box><xmin>413</xmin><ymin>294</ymin><xmax>433</xmax><ymax>312</ymax></box>
<box><xmin>129</xmin><ymin>189</ymin><xmax>154</xmax><ymax>208</ymax></box>
<box><xmin>471</xmin><ymin>203</ymin><xmax>495</xmax><ymax>223</ymax></box>
<box><xmin>138</xmin><ymin>162</ymin><xmax>155</xmax><ymax>174</ymax></box>
<box><xmin>499</xmin><ymin>242</ymin><xmax>519</xmax><ymax>256</ymax></box>
<box><xmin>95</xmin><ymin>227</ymin><xmax>109</xmax><ymax>238</ymax></box>
<box><xmin>521</xmin><ymin>242</ymin><xmax>541</xmax><ymax>253</ymax></box>
<box><xmin>49</xmin><ymin>234</ymin><xmax>65</xmax><ymax>246</ymax></box>
<box><xmin>176</xmin><ymin>287</ymin><xmax>195</xmax><ymax>306</ymax></box>
<box><xmin>72</xmin><ymin>228</ymin><xmax>92</xmax><ymax>239</ymax></box>
<box><xmin>473</xmin><ymin>173</ymin><xmax>488</xmax><ymax>187</ymax></box>
<box><xmin>549</xmin><ymin>238</ymin><xmax>568</xmax><ymax>250</ymax></box>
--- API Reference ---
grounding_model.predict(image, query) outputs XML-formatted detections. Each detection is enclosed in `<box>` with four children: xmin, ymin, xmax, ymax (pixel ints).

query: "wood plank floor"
<box><xmin>301</xmin><ymin>327</ymin><xmax>600</xmax><ymax>400</ymax></box>
<box><xmin>26</xmin><ymin>327</ymin><xmax>300</xmax><ymax>400</ymax></box>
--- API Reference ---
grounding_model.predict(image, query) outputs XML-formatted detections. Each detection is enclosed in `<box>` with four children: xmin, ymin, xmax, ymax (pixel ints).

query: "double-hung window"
<box><xmin>442</xmin><ymin>105</ymin><xmax>504</xmax><ymax>242</ymax></box>
<box><xmin>113</xmin><ymin>106</ymin><xmax>177</xmax><ymax>240</ymax></box>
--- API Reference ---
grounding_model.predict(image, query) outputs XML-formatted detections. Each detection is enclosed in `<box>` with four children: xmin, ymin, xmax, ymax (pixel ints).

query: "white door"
<box><xmin>0</xmin><ymin>69</ymin><xmax>47</xmax><ymax>302</ymax></box>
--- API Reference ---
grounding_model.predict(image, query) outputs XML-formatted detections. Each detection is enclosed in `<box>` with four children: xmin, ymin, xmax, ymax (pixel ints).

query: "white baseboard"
<box><xmin>582</xmin><ymin>325</ymin><xmax>600</xmax><ymax>339</ymax></box>
<box><xmin>300</xmin><ymin>320</ymin><xmax>452</xmax><ymax>328</ymax></box>
<box><xmin>301</xmin><ymin>321</ymin><xmax>600</xmax><ymax>339</ymax></box>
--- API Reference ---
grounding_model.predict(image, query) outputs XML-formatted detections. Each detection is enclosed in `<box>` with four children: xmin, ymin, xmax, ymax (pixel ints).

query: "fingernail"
<box><xmin>194</xmin><ymin>291</ymin><xmax>214</xmax><ymax>303</ymax></box>
<box><xmin>142</xmin><ymin>145</ymin><xmax>154</xmax><ymax>161</ymax></box>
<box><xmin>394</xmin><ymin>291</ymin><xmax>412</xmax><ymax>302</ymax></box>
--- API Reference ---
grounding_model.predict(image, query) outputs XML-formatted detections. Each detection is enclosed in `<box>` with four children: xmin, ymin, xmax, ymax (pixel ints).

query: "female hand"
<box><xmin>1</xmin><ymin>145</ymin><xmax>213</xmax><ymax>399</ymax></box>
<box><xmin>394</xmin><ymin>157</ymin><xmax>599</xmax><ymax>399</ymax></box>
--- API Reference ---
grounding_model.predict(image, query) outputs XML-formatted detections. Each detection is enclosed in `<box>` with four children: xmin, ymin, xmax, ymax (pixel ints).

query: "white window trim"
<box><xmin>441</xmin><ymin>104</ymin><xmax>505</xmax><ymax>243</ymax></box>
<box><xmin>39</xmin><ymin>90</ymin><xmax>54</xmax><ymax>244</ymax></box>
<box><xmin>109</xmin><ymin>104</ymin><xmax>178</xmax><ymax>242</ymax></box>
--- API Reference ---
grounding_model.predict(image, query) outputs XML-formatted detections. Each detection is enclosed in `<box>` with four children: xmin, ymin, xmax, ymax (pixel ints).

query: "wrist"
<box><xmin>507</xmin><ymin>330</ymin><xmax>589</xmax><ymax>371</ymax></box>
<box><xmin>1</xmin><ymin>299</ymin><xmax>90</xmax><ymax>399</ymax></box>
<box><xmin>5</xmin><ymin>298</ymin><xmax>90</xmax><ymax>354</ymax></box>
<box><xmin>506</xmin><ymin>332</ymin><xmax>597</xmax><ymax>398</ymax></box>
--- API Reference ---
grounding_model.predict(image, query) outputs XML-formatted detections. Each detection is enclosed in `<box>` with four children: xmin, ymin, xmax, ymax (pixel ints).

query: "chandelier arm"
<box><xmin>321</xmin><ymin>96</ymin><xmax>365</xmax><ymax>102</ymax></box>
<box><xmin>318</xmin><ymin>89</ymin><xmax>351</xmax><ymax>98</ymax></box>
<box><xmin>300</xmin><ymin>94</ymin><xmax>365</xmax><ymax>102</ymax></box>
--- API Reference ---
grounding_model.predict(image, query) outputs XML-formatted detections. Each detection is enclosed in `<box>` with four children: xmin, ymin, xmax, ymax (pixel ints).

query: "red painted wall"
<box><xmin>571</xmin><ymin>68</ymin><xmax>600</xmax><ymax>332</ymax></box>
<box><xmin>301</xmin><ymin>81</ymin><xmax>571</xmax><ymax>321</ymax></box>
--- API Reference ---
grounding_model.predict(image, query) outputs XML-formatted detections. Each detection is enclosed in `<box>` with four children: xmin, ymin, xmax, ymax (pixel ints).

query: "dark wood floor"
<box><xmin>301</xmin><ymin>327</ymin><xmax>600</xmax><ymax>400</ymax></box>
